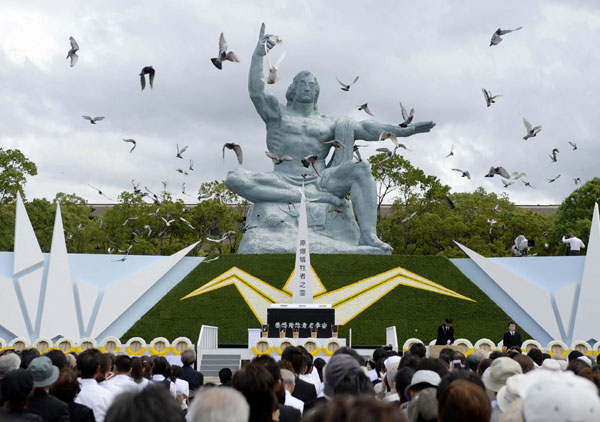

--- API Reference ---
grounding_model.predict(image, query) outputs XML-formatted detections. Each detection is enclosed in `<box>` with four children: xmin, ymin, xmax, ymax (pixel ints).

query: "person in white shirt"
<box><xmin>74</xmin><ymin>349</ymin><xmax>114</xmax><ymax>422</ymax></box>
<box><xmin>104</xmin><ymin>355</ymin><xmax>139</xmax><ymax>397</ymax></box>
<box><xmin>562</xmin><ymin>232</ymin><xmax>586</xmax><ymax>256</ymax></box>
<box><xmin>150</xmin><ymin>356</ymin><xmax>178</xmax><ymax>399</ymax></box>
<box><xmin>130</xmin><ymin>356</ymin><xmax>151</xmax><ymax>390</ymax></box>
<box><xmin>281</xmin><ymin>369</ymin><xmax>304</xmax><ymax>414</ymax></box>
<box><xmin>171</xmin><ymin>365</ymin><xmax>190</xmax><ymax>411</ymax></box>
<box><xmin>298</xmin><ymin>347</ymin><xmax>321</xmax><ymax>396</ymax></box>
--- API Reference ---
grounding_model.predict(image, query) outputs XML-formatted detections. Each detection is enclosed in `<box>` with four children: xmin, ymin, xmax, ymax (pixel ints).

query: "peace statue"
<box><xmin>226</xmin><ymin>24</ymin><xmax>435</xmax><ymax>254</ymax></box>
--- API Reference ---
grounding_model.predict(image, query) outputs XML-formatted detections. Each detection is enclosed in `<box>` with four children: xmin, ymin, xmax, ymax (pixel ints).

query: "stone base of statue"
<box><xmin>238</xmin><ymin>198</ymin><xmax>387</xmax><ymax>255</ymax></box>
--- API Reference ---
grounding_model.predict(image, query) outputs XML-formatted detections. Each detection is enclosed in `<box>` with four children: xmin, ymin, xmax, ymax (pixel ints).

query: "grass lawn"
<box><xmin>122</xmin><ymin>254</ymin><xmax>528</xmax><ymax>345</ymax></box>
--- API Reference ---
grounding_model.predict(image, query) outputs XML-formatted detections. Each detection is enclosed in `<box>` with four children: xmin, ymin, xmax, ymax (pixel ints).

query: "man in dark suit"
<box><xmin>281</xmin><ymin>347</ymin><xmax>317</xmax><ymax>403</ymax></box>
<box><xmin>180</xmin><ymin>349</ymin><xmax>204</xmax><ymax>393</ymax></box>
<box><xmin>26</xmin><ymin>356</ymin><xmax>71</xmax><ymax>422</ymax></box>
<box><xmin>251</xmin><ymin>355</ymin><xmax>300</xmax><ymax>422</ymax></box>
<box><xmin>503</xmin><ymin>321</ymin><xmax>523</xmax><ymax>350</ymax></box>
<box><xmin>435</xmin><ymin>317</ymin><xmax>455</xmax><ymax>345</ymax></box>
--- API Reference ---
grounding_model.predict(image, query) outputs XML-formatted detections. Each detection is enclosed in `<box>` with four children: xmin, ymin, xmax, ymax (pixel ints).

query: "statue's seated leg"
<box><xmin>227</xmin><ymin>168</ymin><xmax>344</xmax><ymax>207</ymax></box>
<box><xmin>226</xmin><ymin>168</ymin><xmax>300</xmax><ymax>204</ymax></box>
<box><xmin>322</xmin><ymin>161</ymin><xmax>392</xmax><ymax>253</ymax></box>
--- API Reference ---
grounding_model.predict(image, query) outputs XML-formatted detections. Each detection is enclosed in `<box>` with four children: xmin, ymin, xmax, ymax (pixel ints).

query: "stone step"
<box><xmin>200</xmin><ymin>359</ymin><xmax>240</xmax><ymax>366</ymax></box>
<box><xmin>200</xmin><ymin>364</ymin><xmax>240</xmax><ymax>372</ymax></box>
<box><xmin>202</xmin><ymin>354</ymin><xmax>241</xmax><ymax>360</ymax></box>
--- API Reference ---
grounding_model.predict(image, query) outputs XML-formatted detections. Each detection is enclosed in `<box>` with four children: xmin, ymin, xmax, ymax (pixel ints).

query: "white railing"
<box><xmin>386</xmin><ymin>326</ymin><xmax>399</xmax><ymax>352</ymax></box>
<box><xmin>197</xmin><ymin>325</ymin><xmax>219</xmax><ymax>354</ymax></box>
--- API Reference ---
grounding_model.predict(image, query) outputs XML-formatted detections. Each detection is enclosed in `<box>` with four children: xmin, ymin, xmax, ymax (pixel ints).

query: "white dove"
<box><xmin>262</xmin><ymin>45</ymin><xmax>286</xmax><ymax>85</ymax></box>
<box><xmin>66</xmin><ymin>36</ymin><xmax>79</xmax><ymax>67</ymax></box>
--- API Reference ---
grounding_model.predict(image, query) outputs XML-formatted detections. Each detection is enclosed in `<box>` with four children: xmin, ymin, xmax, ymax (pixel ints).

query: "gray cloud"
<box><xmin>0</xmin><ymin>0</ymin><xmax>598</xmax><ymax>205</ymax></box>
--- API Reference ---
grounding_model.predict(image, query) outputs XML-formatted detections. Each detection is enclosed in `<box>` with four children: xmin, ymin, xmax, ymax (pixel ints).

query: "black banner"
<box><xmin>267</xmin><ymin>307</ymin><xmax>335</xmax><ymax>338</ymax></box>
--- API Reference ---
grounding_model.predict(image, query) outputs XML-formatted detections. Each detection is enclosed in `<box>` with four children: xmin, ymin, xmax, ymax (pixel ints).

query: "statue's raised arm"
<box><xmin>249</xmin><ymin>23</ymin><xmax>281</xmax><ymax>123</ymax></box>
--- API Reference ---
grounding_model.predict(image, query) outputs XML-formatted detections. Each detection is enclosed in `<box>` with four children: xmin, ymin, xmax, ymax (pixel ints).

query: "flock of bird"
<box><xmin>444</xmin><ymin>27</ymin><xmax>583</xmax><ymax>194</ymax></box>
<box><xmin>59</xmin><ymin>24</ymin><xmax>585</xmax><ymax>258</ymax></box>
<box><xmin>65</xmin><ymin>33</ymin><xmax>263</xmax><ymax>261</ymax></box>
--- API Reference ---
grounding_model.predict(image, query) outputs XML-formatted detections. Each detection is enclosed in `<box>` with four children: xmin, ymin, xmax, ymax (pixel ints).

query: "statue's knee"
<box><xmin>355</xmin><ymin>161</ymin><xmax>372</xmax><ymax>178</ymax></box>
<box><xmin>225</xmin><ymin>170</ymin><xmax>245</xmax><ymax>192</ymax></box>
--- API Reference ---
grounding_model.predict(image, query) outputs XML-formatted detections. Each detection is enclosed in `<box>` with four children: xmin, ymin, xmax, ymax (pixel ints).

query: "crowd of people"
<box><xmin>1</xmin><ymin>338</ymin><xmax>600</xmax><ymax>422</ymax></box>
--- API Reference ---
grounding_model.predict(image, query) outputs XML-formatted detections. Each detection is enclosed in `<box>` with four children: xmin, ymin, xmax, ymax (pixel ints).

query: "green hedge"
<box><xmin>122</xmin><ymin>254</ymin><xmax>529</xmax><ymax>345</ymax></box>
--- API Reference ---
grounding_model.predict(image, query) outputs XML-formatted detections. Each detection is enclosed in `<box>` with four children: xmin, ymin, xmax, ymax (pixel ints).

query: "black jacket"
<box><xmin>503</xmin><ymin>331</ymin><xmax>523</xmax><ymax>349</ymax></box>
<box><xmin>181</xmin><ymin>365</ymin><xmax>204</xmax><ymax>391</ymax></box>
<box><xmin>278</xmin><ymin>403</ymin><xmax>301</xmax><ymax>422</ymax></box>
<box><xmin>435</xmin><ymin>324</ymin><xmax>455</xmax><ymax>346</ymax></box>
<box><xmin>67</xmin><ymin>402</ymin><xmax>95</xmax><ymax>422</ymax></box>
<box><xmin>0</xmin><ymin>408</ymin><xmax>43</xmax><ymax>422</ymax></box>
<box><xmin>291</xmin><ymin>378</ymin><xmax>317</xmax><ymax>403</ymax></box>
<box><xmin>27</xmin><ymin>389</ymin><xmax>71</xmax><ymax>422</ymax></box>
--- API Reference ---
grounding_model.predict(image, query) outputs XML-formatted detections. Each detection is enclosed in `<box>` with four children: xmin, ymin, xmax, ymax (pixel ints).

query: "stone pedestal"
<box><xmin>238</xmin><ymin>199</ymin><xmax>387</xmax><ymax>254</ymax></box>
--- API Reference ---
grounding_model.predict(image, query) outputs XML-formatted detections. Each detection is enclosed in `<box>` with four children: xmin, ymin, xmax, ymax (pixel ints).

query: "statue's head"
<box><xmin>286</xmin><ymin>71</ymin><xmax>320</xmax><ymax>110</ymax></box>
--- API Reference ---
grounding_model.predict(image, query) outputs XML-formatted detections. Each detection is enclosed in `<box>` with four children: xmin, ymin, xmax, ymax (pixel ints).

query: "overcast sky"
<box><xmin>0</xmin><ymin>0</ymin><xmax>598</xmax><ymax>206</ymax></box>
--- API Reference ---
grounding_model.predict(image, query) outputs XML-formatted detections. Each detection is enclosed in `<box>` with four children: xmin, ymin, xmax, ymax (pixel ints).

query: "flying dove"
<box><xmin>211</xmin><ymin>33</ymin><xmax>240</xmax><ymax>70</ymax></box>
<box><xmin>485</xmin><ymin>166</ymin><xmax>510</xmax><ymax>179</ymax></box>
<box><xmin>123</xmin><ymin>139</ymin><xmax>136</xmax><ymax>153</ymax></box>
<box><xmin>481</xmin><ymin>88</ymin><xmax>502</xmax><ymax>107</ymax></box>
<box><xmin>139</xmin><ymin>66</ymin><xmax>155</xmax><ymax>90</ymax></box>
<box><xmin>522</xmin><ymin>118</ymin><xmax>542</xmax><ymax>140</ymax></box>
<box><xmin>336</xmin><ymin>75</ymin><xmax>359</xmax><ymax>91</ymax></box>
<box><xmin>357</xmin><ymin>103</ymin><xmax>374</xmax><ymax>116</ymax></box>
<box><xmin>398</xmin><ymin>102</ymin><xmax>414</xmax><ymax>127</ymax></box>
<box><xmin>490</xmin><ymin>26</ymin><xmax>523</xmax><ymax>46</ymax></box>
<box><xmin>452</xmin><ymin>169</ymin><xmax>471</xmax><ymax>179</ymax></box>
<box><xmin>82</xmin><ymin>116</ymin><xmax>104</xmax><ymax>124</ymax></box>
<box><xmin>301</xmin><ymin>154</ymin><xmax>322</xmax><ymax>177</ymax></box>
<box><xmin>223</xmin><ymin>143</ymin><xmax>243</xmax><ymax>164</ymax></box>
<box><xmin>266</xmin><ymin>151</ymin><xmax>294</xmax><ymax>164</ymax></box>
<box><xmin>66</xmin><ymin>36</ymin><xmax>79</xmax><ymax>67</ymax></box>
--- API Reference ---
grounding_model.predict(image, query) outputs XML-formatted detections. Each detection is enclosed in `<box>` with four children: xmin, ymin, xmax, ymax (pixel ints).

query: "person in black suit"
<box><xmin>50</xmin><ymin>368</ymin><xmax>95</xmax><ymax>422</ymax></box>
<box><xmin>435</xmin><ymin>317</ymin><xmax>455</xmax><ymax>345</ymax></box>
<box><xmin>26</xmin><ymin>356</ymin><xmax>71</xmax><ymax>422</ymax></box>
<box><xmin>180</xmin><ymin>350</ymin><xmax>204</xmax><ymax>393</ymax></box>
<box><xmin>252</xmin><ymin>355</ymin><xmax>301</xmax><ymax>422</ymax></box>
<box><xmin>503</xmin><ymin>321</ymin><xmax>523</xmax><ymax>350</ymax></box>
<box><xmin>0</xmin><ymin>369</ymin><xmax>44</xmax><ymax>422</ymax></box>
<box><xmin>281</xmin><ymin>347</ymin><xmax>317</xmax><ymax>403</ymax></box>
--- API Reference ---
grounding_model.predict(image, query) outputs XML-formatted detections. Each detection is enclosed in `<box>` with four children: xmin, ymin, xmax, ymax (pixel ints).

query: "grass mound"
<box><xmin>122</xmin><ymin>254</ymin><xmax>528</xmax><ymax>345</ymax></box>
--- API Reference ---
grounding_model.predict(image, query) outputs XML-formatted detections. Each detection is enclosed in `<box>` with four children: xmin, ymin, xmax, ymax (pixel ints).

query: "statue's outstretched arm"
<box><xmin>249</xmin><ymin>23</ymin><xmax>281</xmax><ymax>123</ymax></box>
<box><xmin>354</xmin><ymin>120</ymin><xmax>436</xmax><ymax>141</ymax></box>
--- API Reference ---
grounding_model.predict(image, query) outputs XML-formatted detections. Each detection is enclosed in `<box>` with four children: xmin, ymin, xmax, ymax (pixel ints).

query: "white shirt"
<box><xmin>135</xmin><ymin>377</ymin><xmax>150</xmax><ymax>391</ymax></box>
<box><xmin>151</xmin><ymin>374</ymin><xmax>178</xmax><ymax>398</ymax></box>
<box><xmin>384</xmin><ymin>392</ymin><xmax>400</xmax><ymax>402</ymax></box>
<box><xmin>75</xmin><ymin>378</ymin><xmax>114</xmax><ymax>422</ymax></box>
<box><xmin>285</xmin><ymin>390</ymin><xmax>304</xmax><ymax>414</ymax></box>
<box><xmin>299</xmin><ymin>373</ymin><xmax>319</xmax><ymax>396</ymax></box>
<box><xmin>175</xmin><ymin>378</ymin><xmax>190</xmax><ymax>410</ymax></box>
<box><xmin>562</xmin><ymin>236</ymin><xmax>585</xmax><ymax>251</ymax></box>
<box><xmin>104</xmin><ymin>374</ymin><xmax>139</xmax><ymax>397</ymax></box>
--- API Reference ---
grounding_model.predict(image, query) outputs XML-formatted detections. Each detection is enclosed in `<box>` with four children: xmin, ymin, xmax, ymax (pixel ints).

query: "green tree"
<box><xmin>369</xmin><ymin>153</ymin><xmax>451</xmax><ymax>254</ymax></box>
<box><xmin>0</xmin><ymin>148</ymin><xmax>37</xmax><ymax>203</ymax></box>
<box><xmin>0</xmin><ymin>203</ymin><xmax>16</xmax><ymax>251</ymax></box>
<box><xmin>369</xmin><ymin>153</ymin><xmax>450</xmax><ymax>217</ymax></box>
<box><xmin>381</xmin><ymin>187</ymin><xmax>553</xmax><ymax>257</ymax></box>
<box><xmin>551</xmin><ymin>177</ymin><xmax>600</xmax><ymax>256</ymax></box>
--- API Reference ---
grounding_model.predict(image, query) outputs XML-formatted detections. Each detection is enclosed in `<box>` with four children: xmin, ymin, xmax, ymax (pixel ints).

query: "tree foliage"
<box><xmin>369</xmin><ymin>152</ymin><xmax>554</xmax><ymax>257</ymax></box>
<box><xmin>0</xmin><ymin>148</ymin><xmax>37</xmax><ymax>203</ymax></box>
<box><xmin>369</xmin><ymin>153</ymin><xmax>450</xmax><ymax>216</ymax></box>
<box><xmin>550</xmin><ymin>177</ymin><xmax>600</xmax><ymax>255</ymax></box>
